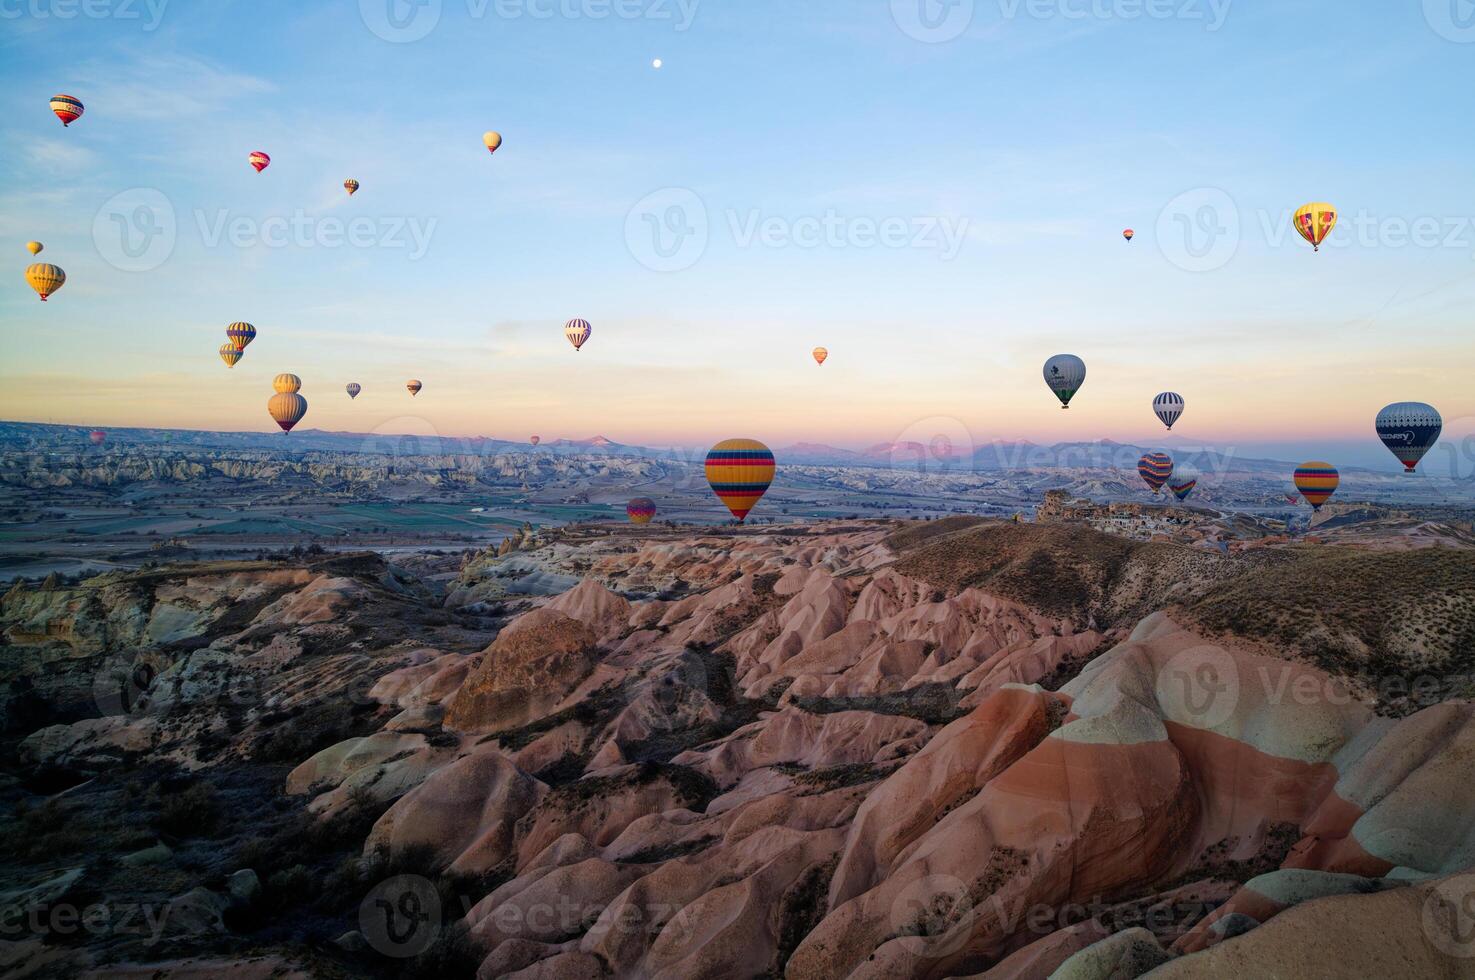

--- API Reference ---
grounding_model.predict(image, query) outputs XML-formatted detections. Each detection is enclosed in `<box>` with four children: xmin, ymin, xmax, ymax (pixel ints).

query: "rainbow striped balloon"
<box><xmin>50</xmin><ymin>94</ymin><xmax>83</xmax><ymax>127</ymax></box>
<box><xmin>1293</xmin><ymin>462</ymin><xmax>1339</xmax><ymax>510</ymax></box>
<box><xmin>626</xmin><ymin>497</ymin><xmax>657</xmax><ymax>525</ymax></box>
<box><xmin>1137</xmin><ymin>452</ymin><xmax>1173</xmax><ymax>494</ymax></box>
<box><xmin>705</xmin><ymin>439</ymin><xmax>775</xmax><ymax>523</ymax></box>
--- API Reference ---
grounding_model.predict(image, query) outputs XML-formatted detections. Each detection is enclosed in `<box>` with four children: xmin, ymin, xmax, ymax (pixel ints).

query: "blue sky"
<box><xmin>2</xmin><ymin>0</ymin><xmax>1474</xmax><ymax>472</ymax></box>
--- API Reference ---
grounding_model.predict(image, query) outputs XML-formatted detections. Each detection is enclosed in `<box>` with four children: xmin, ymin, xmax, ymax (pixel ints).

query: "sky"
<box><xmin>2</xmin><ymin>0</ymin><xmax>1474</xmax><ymax>471</ymax></box>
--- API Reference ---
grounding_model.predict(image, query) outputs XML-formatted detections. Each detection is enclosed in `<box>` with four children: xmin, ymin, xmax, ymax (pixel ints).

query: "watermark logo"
<box><xmin>1423</xmin><ymin>876</ymin><xmax>1475</xmax><ymax>958</ymax></box>
<box><xmin>1156</xmin><ymin>187</ymin><xmax>1239</xmax><ymax>272</ymax></box>
<box><xmin>93</xmin><ymin>188</ymin><xmax>176</xmax><ymax>272</ymax></box>
<box><xmin>0</xmin><ymin>0</ymin><xmax>169</xmax><ymax>30</ymax></box>
<box><xmin>1156</xmin><ymin>645</ymin><xmax>1240</xmax><ymax>729</ymax></box>
<box><xmin>1424</xmin><ymin>0</ymin><xmax>1475</xmax><ymax>42</ymax></box>
<box><xmin>361</xmin><ymin>875</ymin><xmax>441</xmax><ymax>957</ymax></box>
<box><xmin>887</xmin><ymin>873</ymin><xmax>975</xmax><ymax>958</ymax></box>
<box><xmin>626</xmin><ymin>188</ymin><xmax>709</xmax><ymax>272</ymax></box>
<box><xmin>890</xmin><ymin>416</ymin><xmax>976</xmax><ymax>475</ymax></box>
<box><xmin>891</xmin><ymin>0</ymin><xmax>975</xmax><ymax>42</ymax></box>
<box><xmin>360</xmin><ymin>0</ymin><xmax>442</xmax><ymax>42</ymax></box>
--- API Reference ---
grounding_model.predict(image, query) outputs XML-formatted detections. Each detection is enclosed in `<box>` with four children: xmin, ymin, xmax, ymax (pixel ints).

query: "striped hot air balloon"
<box><xmin>1138</xmin><ymin>452</ymin><xmax>1173</xmax><ymax>494</ymax></box>
<box><xmin>1044</xmin><ymin>354</ymin><xmax>1086</xmax><ymax>409</ymax></box>
<box><xmin>346</xmin><ymin>383</ymin><xmax>361</xmax><ymax>399</ymax></box>
<box><xmin>273</xmin><ymin>373</ymin><xmax>302</xmax><ymax>394</ymax></box>
<box><xmin>226</xmin><ymin>322</ymin><xmax>257</xmax><ymax>351</ymax></box>
<box><xmin>268</xmin><ymin>375</ymin><xmax>305</xmax><ymax>433</ymax></box>
<box><xmin>25</xmin><ymin>263</ymin><xmax>65</xmax><ymax>301</ymax></box>
<box><xmin>627</xmin><ymin>497</ymin><xmax>657</xmax><ymax>524</ymax></box>
<box><xmin>705</xmin><ymin>439</ymin><xmax>775</xmax><ymax>523</ymax></box>
<box><xmin>1294</xmin><ymin>202</ymin><xmax>1337</xmax><ymax>252</ymax></box>
<box><xmin>564</xmin><ymin>319</ymin><xmax>591</xmax><ymax>352</ymax></box>
<box><xmin>248</xmin><ymin>151</ymin><xmax>271</xmax><ymax>173</ymax></box>
<box><xmin>1123</xmin><ymin>229</ymin><xmax>1134</xmax><ymax>242</ymax></box>
<box><xmin>220</xmin><ymin>343</ymin><xmax>243</xmax><ymax>368</ymax></box>
<box><xmin>812</xmin><ymin>347</ymin><xmax>828</xmax><ymax>365</ymax></box>
<box><xmin>406</xmin><ymin>379</ymin><xmax>423</xmax><ymax>397</ymax></box>
<box><xmin>344</xmin><ymin>179</ymin><xmax>359</xmax><ymax>196</ymax></box>
<box><xmin>1153</xmin><ymin>392</ymin><xmax>1185</xmax><ymax>430</ymax></box>
<box><xmin>1376</xmin><ymin>402</ymin><xmax>1442</xmax><ymax>473</ymax></box>
<box><xmin>1294</xmin><ymin>462</ymin><xmax>1339</xmax><ymax>510</ymax></box>
<box><xmin>50</xmin><ymin>94</ymin><xmax>83</xmax><ymax>127</ymax></box>
<box><xmin>1168</xmin><ymin>465</ymin><xmax>1198</xmax><ymax>502</ymax></box>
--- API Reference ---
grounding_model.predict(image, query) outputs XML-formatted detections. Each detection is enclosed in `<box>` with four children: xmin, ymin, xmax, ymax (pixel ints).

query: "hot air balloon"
<box><xmin>1376</xmin><ymin>402</ymin><xmax>1442</xmax><ymax>473</ymax></box>
<box><xmin>1293</xmin><ymin>202</ymin><xmax>1337</xmax><ymax>252</ymax></box>
<box><xmin>706</xmin><ymin>439</ymin><xmax>775</xmax><ymax>523</ymax></box>
<box><xmin>1043</xmin><ymin>355</ymin><xmax>1087</xmax><ymax>409</ymax></box>
<box><xmin>25</xmin><ymin>264</ymin><xmax>65</xmax><ymax>301</ymax></box>
<box><xmin>1294</xmin><ymin>462</ymin><xmax>1340</xmax><ymax>510</ymax></box>
<box><xmin>346</xmin><ymin>383</ymin><xmax>361</xmax><ymax>399</ymax></box>
<box><xmin>1138</xmin><ymin>452</ymin><xmax>1173</xmax><ymax>494</ymax></box>
<box><xmin>627</xmin><ymin>498</ymin><xmax>657</xmax><ymax>525</ymax></box>
<box><xmin>406</xmin><ymin>379</ymin><xmax>423</xmax><ymax>397</ymax></box>
<box><xmin>26</xmin><ymin>242</ymin><xmax>42</xmax><ymax>256</ymax></box>
<box><xmin>1153</xmin><ymin>392</ymin><xmax>1185</xmax><ymax>430</ymax></box>
<box><xmin>226</xmin><ymin>322</ymin><xmax>257</xmax><ymax>351</ymax></box>
<box><xmin>484</xmin><ymin>131</ymin><xmax>503</xmax><ymax>155</ymax></box>
<box><xmin>812</xmin><ymin>347</ymin><xmax>829</xmax><ymax>366</ymax></box>
<box><xmin>1168</xmin><ymin>465</ymin><xmax>1198</xmax><ymax>502</ymax></box>
<box><xmin>530</xmin><ymin>436</ymin><xmax>541</xmax><ymax>446</ymax></box>
<box><xmin>248</xmin><ymin>151</ymin><xmax>271</xmax><ymax>173</ymax></box>
<box><xmin>269</xmin><ymin>375</ymin><xmax>306</xmax><ymax>433</ymax></box>
<box><xmin>220</xmin><ymin>343</ymin><xmax>243</xmax><ymax>368</ymax></box>
<box><xmin>344</xmin><ymin>179</ymin><xmax>359</xmax><ymax>196</ymax></box>
<box><xmin>1123</xmin><ymin>229</ymin><xmax>1134</xmax><ymax>242</ymax></box>
<box><xmin>564</xmin><ymin>319</ymin><xmax>591</xmax><ymax>352</ymax></box>
<box><xmin>89</xmin><ymin>430</ymin><xmax>106</xmax><ymax>446</ymax></box>
<box><xmin>50</xmin><ymin>94</ymin><xmax>83</xmax><ymax>127</ymax></box>
<box><xmin>273</xmin><ymin>373</ymin><xmax>302</xmax><ymax>393</ymax></box>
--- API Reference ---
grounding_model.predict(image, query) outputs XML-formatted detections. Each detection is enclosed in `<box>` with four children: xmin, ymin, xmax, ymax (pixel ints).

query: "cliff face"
<box><xmin>4</xmin><ymin>520</ymin><xmax>1475</xmax><ymax>979</ymax></box>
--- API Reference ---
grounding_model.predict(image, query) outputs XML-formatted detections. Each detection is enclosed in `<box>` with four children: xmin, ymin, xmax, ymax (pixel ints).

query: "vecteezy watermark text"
<box><xmin>0</xmin><ymin>0</ymin><xmax>167</xmax><ymax>30</ymax></box>
<box><xmin>359</xmin><ymin>0</ymin><xmax>698</xmax><ymax>42</ymax></box>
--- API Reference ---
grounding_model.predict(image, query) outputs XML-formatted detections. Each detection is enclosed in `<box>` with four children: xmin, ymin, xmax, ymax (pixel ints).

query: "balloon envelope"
<box><xmin>564</xmin><ymin>319</ymin><xmax>591</xmax><ymax>351</ymax></box>
<box><xmin>1294</xmin><ymin>202</ymin><xmax>1337</xmax><ymax>251</ymax></box>
<box><xmin>706</xmin><ymin>439</ymin><xmax>775</xmax><ymax>522</ymax></box>
<box><xmin>1376</xmin><ymin>402</ymin><xmax>1442</xmax><ymax>473</ymax></box>
<box><xmin>344</xmin><ymin>179</ymin><xmax>359</xmax><ymax>196</ymax></box>
<box><xmin>89</xmin><ymin>430</ymin><xmax>106</xmax><ymax>446</ymax></box>
<box><xmin>1123</xmin><ymin>229</ymin><xmax>1134</xmax><ymax>241</ymax></box>
<box><xmin>627</xmin><ymin>497</ymin><xmax>657</xmax><ymax>524</ymax></box>
<box><xmin>1138</xmin><ymin>452</ymin><xmax>1173</xmax><ymax>494</ymax></box>
<box><xmin>1153</xmin><ymin>392</ymin><xmax>1185</xmax><ymax>430</ymax></box>
<box><xmin>226</xmin><ymin>322</ymin><xmax>257</xmax><ymax>350</ymax></box>
<box><xmin>1294</xmin><ymin>462</ymin><xmax>1340</xmax><ymax>510</ymax></box>
<box><xmin>25</xmin><ymin>264</ymin><xmax>65</xmax><ymax>301</ymax></box>
<box><xmin>273</xmin><ymin>373</ymin><xmax>302</xmax><ymax>394</ymax></box>
<box><xmin>220</xmin><ymin>343</ymin><xmax>243</xmax><ymax>368</ymax></box>
<box><xmin>406</xmin><ymin>379</ymin><xmax>423</xmax><ymax>396</ymax></box>
<box><xmin>1168</xmin><ymin>465</ymin><xmax>1198</xmax><ymax>502</ymax></box>
<box><xmin>530</xmin><ymin>436</ymin><xmax>540</xmax><ymax>446</ymax></box>
<box><xmin>249</xmin><ymin>151</ymin><xmax>271</xmax><ymax>172</ymax></box>
<box><xmin>1043</xmin><ymin>355</ymin><xmax>1086</xmax><ymax>409</ymax></box>
<box><xmin>50</xmin><ymin>94</ymin><xmax>83</xmax><ymax>126</ymax></box>
<box><xmin>484</xmin><ymin>131</ymin><xmax>503</xmax><ymax>154</ymax></box>
<box><xmin>26</xmin><ymin>242</ymin><xmax>42</xmax><ymax>256</ymax></box>
<box><xmin>268</xmin><ymin>392</ymin><xmax>307</xmax><ymax>433</ymax></box>
<box><xmin>346</xmin><ymin>383</ymin><xmax>361</xmax><ymax>399</ymax></box>
<box><xmin>812</xmin><ymin>347</ymin><xmax>828</xmax><ymax>365</ymax></box>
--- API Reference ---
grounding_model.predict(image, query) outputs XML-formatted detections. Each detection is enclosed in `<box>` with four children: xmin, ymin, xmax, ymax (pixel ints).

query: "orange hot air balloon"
<box><xmin>1123</xmin><ymin>229</ymin><xmax>1134</xmax><ymax>242</ymax></box>
<box><xmin>705</xmin><ymin>439</ymin><xmax>775</xmax><ymax>523</ymax></box>
<box><xmin>249</xmin><ymin>151</ymin><xmax>271</xmax><ymax>173</ymax></box>
<box><xmin>25</xmin><ymin>263</ymin><xmax>65</xmax><ymax>301</ymax></box>
<box><xmin>50</xmin><ymin>94</ymin><xmax>83</xmax><ymax>127</ymax></box>
<box><xmin>1293</xmin><ymin>203</ymin><xmax>1336</xmax><ymax>252</ymax></box>
<box><xmin>406</xmin><ymin>379</ymin><xmax>423</xmax><ymax>397</ymax></box>
<box><xmin>812</xmin><ymin>347</ymin><xmax>828</xmax><ymax>365</ymax></box>
<box><xmin>220</xmin><ymin>343</ymin><xmax>243</xmax><ymax>368</ymax></box>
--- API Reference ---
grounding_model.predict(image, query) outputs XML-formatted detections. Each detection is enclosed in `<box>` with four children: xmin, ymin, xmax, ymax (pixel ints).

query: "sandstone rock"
<box><xmin>444</xmin><ymin>610</ymin><xmax>599</xmax><ymax>735</ymax></box>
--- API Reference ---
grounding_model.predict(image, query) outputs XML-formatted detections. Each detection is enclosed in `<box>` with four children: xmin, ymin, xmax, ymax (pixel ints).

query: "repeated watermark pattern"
<box><xmin>890</xmin><ymin>0</ymin><xmax>1232</xmax><ymax>42</ymax></box>
<box><xmin>359</xmin><ymin>0</ymin><xmax>699</xmax><ymax>42</ymax></box>
<box><xmin>0</xmin><ymin>0</ymin><xmax>167</xmax><ymax>30</ymax></box>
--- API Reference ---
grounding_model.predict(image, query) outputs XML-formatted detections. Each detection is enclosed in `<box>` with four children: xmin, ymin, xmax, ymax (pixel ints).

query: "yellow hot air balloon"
<box><xmin>484</xmin><ymin>131</ymin><xmax>503</xmax><ymax>155</ymax></box>
<box><xmin>812</xmin><ymin>347</ymin><xmax>828</xmax><ymax>366</ymax></box>
<box><xmin>705</xmin><ymin>439</ymin><xmax>775</xmax><ymax>523</ymax></box>
<box><xmin>26</xmin><ymin>242</ymin><xmax>42</xmax><ymax>256</ymax></box>
<box><xmin>1293</xmin><ymin>202</ymin><xmax>1337</xmax><ymax>252</ymax></box>
<box><xmin>220</xmin><ymin>343</ymin><xmax>243</xmax><ymax>368</ymax></box>
<box><xmin>273</xmin><ymin>373</ymin><xmax>302</xmax><ymax>393</ymax></box>
<box><xmin>406</xmin><ymin>379</ymin><xmax>423</xmax><ymax>397</ymax></box>
<box><xmin>25</xmin><ymin>263</ymin><xmax>65</xmax><ymax>301</ymax></box>
<box><xmin>269</xmin><ymin>391</ymin><xmax>307</xmax><ymax>433</ymax></box>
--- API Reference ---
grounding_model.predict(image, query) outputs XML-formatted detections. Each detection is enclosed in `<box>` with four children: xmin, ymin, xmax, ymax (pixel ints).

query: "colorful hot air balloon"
<box><xmin>248</xmin><ymin>151</ymin><xmax>271</xmax><ymax>173</ymax></box>
<box><xmin>484</xmin><ymin>131</ymin><xmax>503</xmax><ymax>155</ymax></box>
<box><xmin>1138</xmin><ymin>452</ymin><xmax>1173</xmax><ymax>494</ymax></box>
<box><xmin>89</xmin><ymin>430</ymin><xmax>106</xmax><ymax>446</ymax></box>
<box><xmin>220</xmin><ymin>343</ymin><xmax>243</xmax><ymax>368</ymax></box>
<box><xmin>1168</xmin><ymin>465</ymin><xmax>1198</xmax><ymax>502</ymax></box>
<box><xmin>346</xmin><ymin>383</ymin><xmax>361</xmax><ymax>399</ymax></box>
<box><xmin>1293</xmin><ymin>462</ymin><xmax>1340</xmax><ymax>510</ymax></box>
<box><xmin>226</xmin><ymin>322</ymin><xmax>257</xmax><ymax>351</ymax></box>
<box><xmin>706</xmin><ymin>439</ymin><xmax>775</xmax><ymax>523</ymax></box>
<box><xmin>1153</xmin><ymin>392</ymin><xmax>1185</xmax><ymax>430</ymax></box>
<box><xmin>406</xmin><ymin>379</ymin><xmax>423</xmax><ymax>397</ymax></box>
<box><xmin>1376</xmin><ymin>402</ymin><xmax>1443</xmax><ymax>473</ymax></box>
<box><xmin>812</xmin><ymin>347</ymin><xmax>829</xmax><ymax>366</ymax></box>
<box><xmin>50</xmin><ymin>94</ymin><xmax>83</xmax><ymax>127</ymax></box>
<box><xmin>1123</xmin><ymin>229</ymin><xmax>1134</xmax><ymax>242</ymax></box>
<box><xmin>530</xmin><ymin>436</ymin><xmax>541</xmax><ymax>446</ymax></box>
<box><xmin>25</xmin><ymin>263</ymin><xmax>65</xmax><ymax>301</ymax></box>
<box><xmin>26</xmin><ymin>242</ymin><xmax>42</xmax><ymax>256</ymax></box>
<box><xmin>627</xmin><ymin>497</ymin><xmax>657</xmax><ymax>525</ymax></box>
<box><xmin>564</xmin><ymin>319</ymin><xmax>591</xmax><ymax>352</ymax></box>
<box><xmin>1293</xmin><ymin>203</ymin><xmax>1337</xmax><ymax>252</ymax></box>
<box><xmin>1043</xmin><ymin>355</ymin><xmax>1086</xmax><ymax>409</ymax></box>
<box><xmin>344</xmin><ymin>179</ymin><xmax>359</xmax><ymax>196</ymax></box>
<box><xmin>269</xmin><ymin>374</ymin><xmax>306</xmax><ymax>433</ymax></box>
